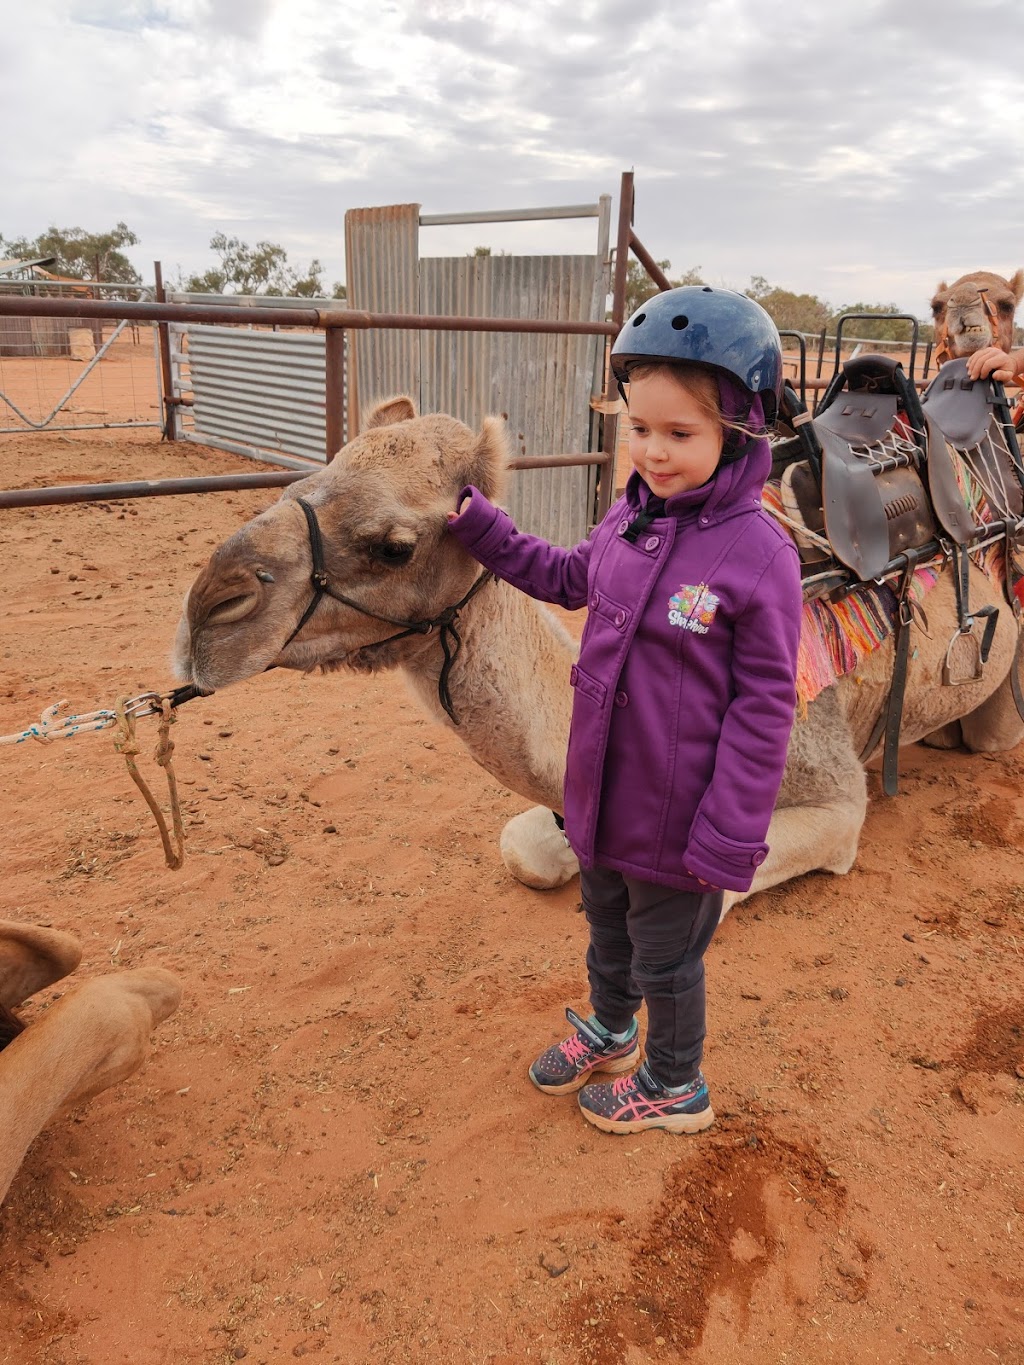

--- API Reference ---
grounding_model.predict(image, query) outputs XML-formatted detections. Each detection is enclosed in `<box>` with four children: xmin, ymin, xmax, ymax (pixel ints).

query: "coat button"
<box><xmin>644</xmin><ymin>536</ymin><xmax>660</xmax><ymax>552</ymax></box>
<box><xmin>614</xmin><ymin>690</ymin><xmax>628</xmax><ymax>707</ymax></box>
<box><xmin>614</xmin><ymin>610</ymin><xmax>626</xmax><ymax>627</ymax></box>
<box><xmin>590</xmin><ymin>593</ymin><xmax>600</xmax><ymax>609</ymax></box>
<box><xmin>618</xmin><ymin>519</ymin><xmax>629</xmax><ymax>535</ymax></box>
<box><xmin>752</xmin><ymin>849</ymin><xmax>767</xmax><ymax>866</ymax></box>
<box><xmin>700</xmin><ymin>516</ymin><xmax>710</xmax><ymax>526</ymax></box>
<box><xmin>569</xmin><ymin>666</ymin><xmax>579</xmax><ymax>685</ymax></box>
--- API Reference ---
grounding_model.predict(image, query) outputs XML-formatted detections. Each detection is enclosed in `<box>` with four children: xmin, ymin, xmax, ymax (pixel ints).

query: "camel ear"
<box><xmin>1008</xmin><ymin>269</ymin><xmax>1024</xmax><ymax>304</ymax></box>
<box><xmin>365</xmin><ymin>396</ymin><xmax>417</xmax><ymax>429</ymax></box>
<box><xmin>468</xmin><ymin>416</ymin><xmax>509</xmax><ymax>502</ymax></box>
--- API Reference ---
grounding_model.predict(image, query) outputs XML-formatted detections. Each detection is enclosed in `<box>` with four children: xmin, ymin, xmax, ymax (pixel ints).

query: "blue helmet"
<box><xmin>610</xmin><ymin>285</ymin><xmax>784</xmax><ymax>424</ymax></box>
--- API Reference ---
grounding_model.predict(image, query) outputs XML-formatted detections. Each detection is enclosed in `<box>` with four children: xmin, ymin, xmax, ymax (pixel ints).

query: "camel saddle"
<box><xmin>780</xmin><ymin>355</ymin><xmax>984</xmax><ymax>584</ymax></box>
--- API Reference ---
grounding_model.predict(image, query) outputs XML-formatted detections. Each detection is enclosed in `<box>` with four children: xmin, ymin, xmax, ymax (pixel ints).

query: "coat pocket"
<box><xmin>569</xmin><ymin>663</ymin><xmax>607</xmax><ymax>707</ymax></box>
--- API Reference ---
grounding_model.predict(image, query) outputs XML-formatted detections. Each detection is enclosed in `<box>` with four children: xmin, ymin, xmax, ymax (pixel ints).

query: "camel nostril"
<box><xmin>204</xmin><ymin>592</ymin><xmax>259</xmax><ymax>626</ymax></box>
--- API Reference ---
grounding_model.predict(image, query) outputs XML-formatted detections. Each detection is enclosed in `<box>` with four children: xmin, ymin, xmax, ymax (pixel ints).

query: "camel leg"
<box><xmin>0</xmin><ymin>922</ymin><xmax>83</xmax><ymax>1009</ymax></box>
<box><xmin>721</xmin><ymin>687</ymin><xmax>868</xmax><ymax>916</ymax></box>
<box><xmin>0</xmin><ymin>968</ymin><xmax>182</xmax><ymax>1205</ymax></box>
<box><xmin>500</xmin><ymin>805</ymin><xmax>580</xmax><ymax>889</ymax></box>
<box><xmin>958</xmin><ymin>650</ymin><xmax>1024</xmax><ymax>753</ymax></box>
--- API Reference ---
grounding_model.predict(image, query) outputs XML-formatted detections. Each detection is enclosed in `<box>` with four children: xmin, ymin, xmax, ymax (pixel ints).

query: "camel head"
<box><xmin>174</xmin><ymin>397</ymin><xmax>508</xmax><ymax>692</ymax></box>
<box><xmin>930</xmin><ymin>269</ymin><xmax>1024</xmax><ymax>363</ymax></box>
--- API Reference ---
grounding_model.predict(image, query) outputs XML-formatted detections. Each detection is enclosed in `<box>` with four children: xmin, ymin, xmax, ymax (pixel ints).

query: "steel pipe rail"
<box><xmin>0</xmin><ymin>453</ymin><xmax>611</xmax><ymax>509</ymax></box>
<box><xmin>0</xmin><ymin>295</ymin><xmax>617</xmax><ymax>337</ymax></box>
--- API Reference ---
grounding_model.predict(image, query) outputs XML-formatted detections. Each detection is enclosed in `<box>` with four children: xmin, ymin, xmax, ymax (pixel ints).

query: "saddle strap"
<box><xmin>882</xmin><ymin>553</ymin><xmax>927</xmax><ymax>796</ymax></box>
<box><xmin>950</xmin><ymin>543</ymin><xmax>999</xmax><ymax>663</ymax></box>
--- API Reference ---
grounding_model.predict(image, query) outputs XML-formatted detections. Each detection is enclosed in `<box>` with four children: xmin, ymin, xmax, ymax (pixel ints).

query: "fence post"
<box><xmin>325</xmin><ymin>326</ymin><xmax>345</xmax><ymax>462</ymax></box>
<box><xmin>154</xmin><ymin>262</ymin><xmax>176</xmax><ymax>441</ymax></box>
<box><xmin>595</xmin><ymin>170</ymin><xmax>634</xmax><ymax>523</ymax></box>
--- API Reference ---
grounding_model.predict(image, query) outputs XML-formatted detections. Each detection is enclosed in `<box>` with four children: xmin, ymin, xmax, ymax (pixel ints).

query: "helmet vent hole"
<box><xmin>631</xmin><ymin>312</ymin><xmax>646</xmax><ymax>327</ymax></box>
<box><xmin>702</xmin><ymin>286</ymin><xmax>713</xmax><ymax>292</ymax></box>
<box><xmin>671</xmin><ymin>315</ymin><xmax>689</xmax><ymax>331</ymax></box>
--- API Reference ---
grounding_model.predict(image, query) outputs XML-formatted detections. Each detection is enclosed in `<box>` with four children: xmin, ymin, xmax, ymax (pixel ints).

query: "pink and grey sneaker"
<box><xmin>578</xmin><ymin>1061</ymin><xmax>714</xmax><ymax>1134</ymax></box>
<box><xmin>529</xmin><ymin>1008</ymin><xmax>639</xmax><ymax>1095</ymax></box>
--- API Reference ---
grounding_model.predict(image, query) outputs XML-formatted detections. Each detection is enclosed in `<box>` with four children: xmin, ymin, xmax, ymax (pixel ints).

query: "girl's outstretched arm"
<box><xmin>447</xmin><ymin>484</ymin><xmax>594</xmax><ymax>610</ymax></box>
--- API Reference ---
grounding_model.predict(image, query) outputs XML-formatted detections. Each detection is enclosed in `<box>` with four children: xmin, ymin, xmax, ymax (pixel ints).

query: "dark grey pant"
<box><xmin>580</xmin><ymin>864</ymin><xmax>724</xmax><ymax>1088</ymax></box>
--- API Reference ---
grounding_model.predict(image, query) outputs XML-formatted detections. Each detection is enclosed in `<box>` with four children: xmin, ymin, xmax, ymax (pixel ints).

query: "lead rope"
<box><xmin>112</xmin><ymin>695</ymin><xmax>186</xmax><ymax>870</ymax></box>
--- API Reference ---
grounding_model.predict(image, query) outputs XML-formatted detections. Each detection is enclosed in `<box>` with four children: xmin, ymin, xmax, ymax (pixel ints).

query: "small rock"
<box><xmin>323</xmin><ymin>825</ymin><xmax>337</xmax><ymax>835</ymax></box>
<box><xmin>405</xmin><ymin>1026</ymin><xmax>420</xmax><ymax>1039</ymax></box>
<box><xmin>894</xmin><ymin>977</ymin><xmax>907</xmax><ymax>987</ymax></box>
<box><xmin>179</xmin><ymin>1160</ymin><xmax>202</xmax><ymax>1182</ymax></box>
<box><xmin>539</xmin><ymin>1250</ymin><xmax>569</xmax><ymax>1277</ymax></box>
<box><xmin>384</xmin><ymin>1202</ymin><xmax>399</xmax><ymax>1216</ymax></box>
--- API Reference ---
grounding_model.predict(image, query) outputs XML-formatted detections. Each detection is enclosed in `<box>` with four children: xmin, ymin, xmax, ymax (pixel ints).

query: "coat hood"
<box><xmin>627</xmin><ymin>383</ymin><xmax>771</xmax><ymax>527</ymax></box>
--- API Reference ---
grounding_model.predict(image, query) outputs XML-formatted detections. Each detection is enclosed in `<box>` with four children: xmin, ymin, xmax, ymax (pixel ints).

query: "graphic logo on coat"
<box><xmin>668</xmin><ymin>583</ymin><xmax>719</xmax><ymax>634</ymax></box>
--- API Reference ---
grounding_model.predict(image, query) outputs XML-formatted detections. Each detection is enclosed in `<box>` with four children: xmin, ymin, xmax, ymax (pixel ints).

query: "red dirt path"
<box><xmin>1</xmin><ymin>432</ymin><xmax>1023</xmax><ymax>1365</ymax></box>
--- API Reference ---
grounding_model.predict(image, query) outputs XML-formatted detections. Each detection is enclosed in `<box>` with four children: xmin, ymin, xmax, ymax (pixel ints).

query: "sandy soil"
<box><xmin>1</xmin><ymin>430</ymin><xmax>1023</xmax><ymax>1365</ymax></box>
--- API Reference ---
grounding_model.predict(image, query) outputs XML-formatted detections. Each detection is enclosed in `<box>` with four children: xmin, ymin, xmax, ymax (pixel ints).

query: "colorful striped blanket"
<box><xmin>761</xmin><ymin>480</ymin><xmax>942</xmax><ymax>707</ymax></box>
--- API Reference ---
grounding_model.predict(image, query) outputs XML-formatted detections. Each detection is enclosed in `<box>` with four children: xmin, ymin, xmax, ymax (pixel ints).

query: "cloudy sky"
<box><xmin>2</xmin><ymin>0</ymin><xmax>1021</xmax><ymax>318</ymax></box>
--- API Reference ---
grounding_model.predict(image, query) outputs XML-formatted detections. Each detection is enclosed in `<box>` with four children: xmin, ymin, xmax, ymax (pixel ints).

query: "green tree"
<box><xmin>830</xmin><ymin>301</ymin><xmax>918</xmax><ymax>344</ymax></box>
<box><xmin>622</xmin><ymin>260</ymin><xmax>703</xmax><ymax>316</ymax></box>
<box><xmin>0</xmin><ymin>222</ymin><xmax>141</xmax><ymax>284</ymax></box>
<box><xmin>182</xmin><ymin>233</ymin><xmax>344</xmax><ymax>297</ymax></box>
<box><xmin>746</xmin><ymin>276</ymin><xmax>832</xmax><ymax>336</ymax></box>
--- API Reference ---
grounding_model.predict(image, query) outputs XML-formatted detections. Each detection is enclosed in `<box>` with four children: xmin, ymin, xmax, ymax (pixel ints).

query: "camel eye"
<box><xmin>372</xmin><ymin>540</ymin><xmax>414</xmax><ymax>566</ymax></box>
<box><xmin>931</xmin><ymin>301</ymin><xmax>945</xmax><ymax>317</ymax></box>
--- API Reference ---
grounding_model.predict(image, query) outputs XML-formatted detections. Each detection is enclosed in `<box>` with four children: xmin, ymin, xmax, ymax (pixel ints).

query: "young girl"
<box><xmin>447</xmin><ymin>286</ymin><xmax>802</xmax><ymax>1136</ymax></box>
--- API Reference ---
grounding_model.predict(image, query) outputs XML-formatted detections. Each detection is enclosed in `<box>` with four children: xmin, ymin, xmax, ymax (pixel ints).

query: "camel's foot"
<box><xmin>0</xmin><ymin>922</ymin><xmax>83</xmax><ymax>1009</ymax></box>
<box><xmin>500</xmin><ymin>806</ymin><xmax>580</xmax><ymax>890</ymax></box>
<box><xmin>0</xmin><ymin>966</ymin><xmax>182</xmax><ymax>1205</ymax></box>
<box><xmin>921</xmin><ymin>720</ymin><xmax>963</xmax><ymax>750</ymax></box>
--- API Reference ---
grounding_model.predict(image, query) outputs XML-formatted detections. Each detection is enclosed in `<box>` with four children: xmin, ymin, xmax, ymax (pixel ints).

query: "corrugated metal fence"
<box><xmin>345</xmin><ymin>203</ymin><xmax>607</xmax><ymax>545</ymax></box>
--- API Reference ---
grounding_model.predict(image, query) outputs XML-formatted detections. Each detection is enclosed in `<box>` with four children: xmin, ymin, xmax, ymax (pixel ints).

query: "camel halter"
<box><xmin>282</xmin><ymin>496</ymin><xmax>493</xmax><ymax>726</ymax></box>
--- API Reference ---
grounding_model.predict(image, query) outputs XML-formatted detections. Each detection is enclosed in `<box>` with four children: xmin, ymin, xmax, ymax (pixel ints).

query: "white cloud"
<box><xmin>2</xmin><ymin>0</ymin><xmax>1023</xmax><ymax>315</ymax></box>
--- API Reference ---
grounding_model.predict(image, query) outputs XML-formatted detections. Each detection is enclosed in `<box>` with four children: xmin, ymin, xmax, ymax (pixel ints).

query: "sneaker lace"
<box><xmin>561</xmin><ymin>1033</ymin><xmax>591</xmax><ymax>1063</ymax></box>
<box><xmin>611</xmin><ymin>1074</ymin><xmax>637</xmax><ymax>1097</ymax></box>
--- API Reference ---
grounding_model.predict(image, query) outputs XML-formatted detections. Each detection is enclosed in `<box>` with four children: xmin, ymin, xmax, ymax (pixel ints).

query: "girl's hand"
<box><xmin>965</xmin><ymin>346</ymin><xmax>1018</xmax><ymax>383</ymax></box>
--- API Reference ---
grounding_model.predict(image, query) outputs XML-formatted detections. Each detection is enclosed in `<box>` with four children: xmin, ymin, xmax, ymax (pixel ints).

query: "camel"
<box><xmin>172</xmin><ymin>394</ymin><xmax>1024</xmax><ymax>911</ymax></box>
<box><xmin>0</xmin><ymin>920</ymin><xmax>181</xmax><ymax>1205</ymax></box>
<box><xmin>930</xmin><ymin>268</ymin><xmax>1024</xmax><ymax>366</ymax></box>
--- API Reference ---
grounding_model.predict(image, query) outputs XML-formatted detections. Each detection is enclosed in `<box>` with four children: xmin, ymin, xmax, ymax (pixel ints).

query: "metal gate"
<box><xmin>345</xmin><ymin>199</ymin><xmax>611</xmax><ymax>545</ymax></box>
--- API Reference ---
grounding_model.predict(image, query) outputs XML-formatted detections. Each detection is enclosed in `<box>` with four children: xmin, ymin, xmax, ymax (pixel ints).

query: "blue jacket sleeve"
<box><xmin>682</xmin><ymin>538</ymin><xmax>803</xmax><ymax>892</ymax></box>
<box><xmin>447</xmin><ymin>485</ymin><xmax>593</xmax><ymax>610</ymax></box>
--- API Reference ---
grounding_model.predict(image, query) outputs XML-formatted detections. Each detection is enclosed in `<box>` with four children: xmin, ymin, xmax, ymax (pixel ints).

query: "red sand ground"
<box><xmin>1</xmin><ymin>428</ymin><xmax>1023</xmax><ymax>1365</ymax></box>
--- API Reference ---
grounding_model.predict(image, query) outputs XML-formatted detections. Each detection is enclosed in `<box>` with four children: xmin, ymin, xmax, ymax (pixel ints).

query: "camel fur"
<box><xmin>173</xmin><ymin>396</ymin><xmax>1024</xmax><ymax>911</ymax></box>
<box><xmin>0</xmin><ymin>921</ymin><xmax>181</xmax><ymax>1205</ymax></box>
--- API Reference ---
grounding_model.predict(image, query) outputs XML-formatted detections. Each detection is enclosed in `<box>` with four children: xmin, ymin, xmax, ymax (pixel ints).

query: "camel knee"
<box><xmin>58</xmin><ymin>970</ymin><xmax>182</xmax><ymax>1110</ymax></box>
<box><xmin>500</xmin><ymin>806</ymin><xmax>579</xmax><ymax>890</ymax></box>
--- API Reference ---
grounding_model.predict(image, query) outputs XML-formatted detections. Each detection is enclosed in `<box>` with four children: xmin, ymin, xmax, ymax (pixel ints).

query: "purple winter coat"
<box><xmin>448</xmin><ymin>437</ymin><xmax>802</xmax><ymax>893</ymax></box>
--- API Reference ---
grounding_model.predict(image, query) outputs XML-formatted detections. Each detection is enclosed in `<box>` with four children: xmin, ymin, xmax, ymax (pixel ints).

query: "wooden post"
<box><xmin>153</xmin><ymin>262</ymin><xmax>176</xmax><ymax>441</ymax></box>
<box><xmin>325</xmin><ymin>326</ymin><xmax>345</xmax><ymax>462</ymax></box>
